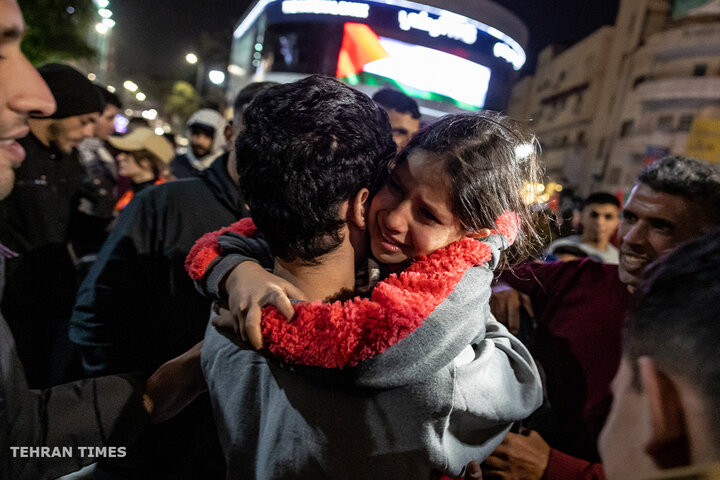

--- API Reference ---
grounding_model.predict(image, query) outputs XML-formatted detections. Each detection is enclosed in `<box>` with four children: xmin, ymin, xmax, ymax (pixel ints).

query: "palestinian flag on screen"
<box><xmin>336</xmin><ymin>22</ymin><xmax>483</xmax><ymax>111</ymax></box>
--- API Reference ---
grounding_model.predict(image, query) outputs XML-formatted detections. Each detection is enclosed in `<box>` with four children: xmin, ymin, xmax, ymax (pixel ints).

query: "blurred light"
<box><xmin>102</xmin><ymin>18</ymin><xmax>115</xmax><ymax>28</ymax></box>
<box><xmin>162</xmin><ymin>125</ymin><xmax>172</xmax><ymax>133</ymax></box>
<box><xmin>254</xmin><ymin>43</ymin><xmax>263</xmax><ymax>51</ymax></box>
<box><xmin>185</xmin><ymin>53</ymin><xmax>198</xmax><ymax>65</ymax></box>
<box><xmin>66</xmin><ymin>6</ymin><xmax>75</xmax><ymax>14</ymax></box>
<box><xmin>124</xmin><ymin>108</ymin><xmax>134</xmax><ymax>116</ymax></box>
<box><xmin>514</xmin><ymin>143</ymin><xmax>535</xmax><ymax>161</ymax></box>
<box><xmin>141</xmin><ymin>109</ymin><xmax>158</xmax><ymax>120</ymax></box>
<box><xmin>208</xmin><ymin>69</ymin><xmax>225</xmax><ymax>85</ymax></box>
<box><xmin>556</xmin><ymin>185</ymin><xmax>563</xmax><ymax>192</ymax></box>
<box><xmin>227</xmin><ymin>64</ymin><xmax>245</xmax><ymax>76</ymax></box>
<box><xmin>521</xmin><ymin>182</ymin><xmax>549</xmax><ymax>205</ymax></box>
<box><xmin>87</xmin><ymin>73</ymin><xmax>97</xmax><ymax>81</ymax></box>
<box><xmin>155</xmin><ymin>127</ymin><xmax>165</xmax><ymax>136</ymax></box>
<box><xmin>95</xmin><ymin>22</ymin><xmax>109</xmax><ymax>34</ymax></box>
<box><xmin>107</xmin><ymin>85</ymin><xmax>116</xmax><ymax>93</ymax></box>
<box><xmin>177</xmin><ymin>137</ymin><xmax>189</xmax><ymax>147</ymax></box>
<box><xmin>94</xmin><ymin>0</ymin><xmax>109</xmax><ymax>8</ymax></box>
<box><xmin>253</xmin><ymin>52</ymin><xmax>261</xmax><ymax>60</ymax></box>
<box><xmin>123</xmin><ymin>80</ymin><xmax>138</xmax><ymax>92</ymax></box>
<box><xmin>98</xmin><ymin>8</ymin><xmax>112</xmax><ymax>18</ymax></box>
<box><xmin>114</xmin><ymin>114</ymin><xmax>129</xmax><ymax>134</ymax></box>
<box><xmin>135</xmin><ymin>92</ymin><xmax>146</xmax><ymax>101</ymax></box>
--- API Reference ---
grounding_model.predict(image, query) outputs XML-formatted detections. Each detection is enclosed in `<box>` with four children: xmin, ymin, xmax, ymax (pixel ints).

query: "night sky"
<box><xmin>110</xmin><ymin>0</ymin><xmax>621</xmax><ymax>97</ymax></box>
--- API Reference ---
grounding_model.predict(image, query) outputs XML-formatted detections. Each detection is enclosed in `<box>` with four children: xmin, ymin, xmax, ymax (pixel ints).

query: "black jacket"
<box><xmin>0</xmin><ymin>133</ymin><xmax>85</xmax><ymax>254</ymax></box>
<box><xmin>69</xmin><ymin>154</ymin><xmax>249</xmax><ymax>376</ymax></box>
<box><xmin>0</xmin><ymin>133</ymin><xmax>89</xmax><ymax>388</ymax></box>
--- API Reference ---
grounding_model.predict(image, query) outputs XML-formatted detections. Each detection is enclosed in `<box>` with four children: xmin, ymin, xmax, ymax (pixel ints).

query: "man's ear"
<box><xmin>639</xmin><ymin>356</ymin><xmax>690</xmax><ymax>468</ymax></box>
<box><xmin>466</xmin><ymin>228</ymin><xmax>491</xmax><ymax>239</ymax></box>
<box><xmin>348</xmin><ymin>188</ymin><xmax>370</xmax><ymax>230</ymax></box>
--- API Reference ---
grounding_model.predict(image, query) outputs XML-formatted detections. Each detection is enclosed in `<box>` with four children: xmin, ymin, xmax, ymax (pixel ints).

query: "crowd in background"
<box><xmin>2</xmin><ymin>0</ymin><xmax>720</xmax><ymax>478</ymax></box>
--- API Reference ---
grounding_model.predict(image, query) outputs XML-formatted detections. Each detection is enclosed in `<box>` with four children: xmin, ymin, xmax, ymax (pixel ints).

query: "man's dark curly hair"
<box><xmin>236</xmin><ymin>75</ymin><xmax>395</xmax><ymax>264</ymax></box>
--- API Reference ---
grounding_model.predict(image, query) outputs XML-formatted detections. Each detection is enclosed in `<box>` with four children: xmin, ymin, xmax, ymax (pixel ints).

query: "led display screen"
<box><xmin>337</xmin><ymin>23</ymin><xmax>490</xmax><ymax>109</ymax></box>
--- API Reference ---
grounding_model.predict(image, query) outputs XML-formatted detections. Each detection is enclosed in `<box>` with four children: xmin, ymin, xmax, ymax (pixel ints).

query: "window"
<box><xmin>658</xmin><ymin>115</ymin><xmax>673</xmax><ymax>131</ymax></box>
<box><xmin>678</xmin><ymin>115</ymin><xmax>694</xmax><ymax>131</ymax></box>
<box><xmin>632</xmin><ymin>75</ymin><xmax>646</xmax><ymax>88</ymax></box>
<box><xmin>693</xmin><ymin>64</ymin><xmax>707</xmax><ymax>77</ymax></box>
<box><xmin>620</xmin><ymin>120</ymin><xmax>634</xmax><ymax>138</ymax></box>
<box><xmin>573</xmin><ymin>94</ymin><xmax>583</xmax><ymax>114</ymax></box>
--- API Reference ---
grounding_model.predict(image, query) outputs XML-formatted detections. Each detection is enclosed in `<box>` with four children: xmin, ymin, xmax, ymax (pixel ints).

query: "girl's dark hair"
<box><xmin>394</xmin><ymin>111</ymin><xmax>544</xmax><ymax>267</ymax></box>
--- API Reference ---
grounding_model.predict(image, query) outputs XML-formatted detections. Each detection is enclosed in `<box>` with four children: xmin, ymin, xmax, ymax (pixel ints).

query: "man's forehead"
<box><xmin>626</xmin><ymin>182</ymin><xmax>716</xmax><ymax>229</ymax></box>
<box><xmin>586</xmin><ymin>203</ymin><xmax>619</xmax><ymax>212</ymax></box>
<box><xmin>627</xmin><ymin>183</ymin><xmax>674</xmax><ymax>210</ymax></box>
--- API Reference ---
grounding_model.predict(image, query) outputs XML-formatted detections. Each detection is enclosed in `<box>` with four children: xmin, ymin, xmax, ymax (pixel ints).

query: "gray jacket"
<box><xmin>200</xmin><ymin>237</ymin><xmax>543</xmax><ymax>479</ymax></box>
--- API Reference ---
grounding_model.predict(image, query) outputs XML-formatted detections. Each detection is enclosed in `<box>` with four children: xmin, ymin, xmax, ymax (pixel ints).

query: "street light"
<box><xmin>123</xmin><ymin>80</ymin><xmax>138</xmax><ymax>92</ymax></box>
<box><xmin>185</xmin><ymin>53</ymin><xmax>205</xmax><ymax>93</ymax></box>
<box><xmin>208</xmin><ymin>69</ymin><xmax>225</xmax><ymax>86</ymax></box>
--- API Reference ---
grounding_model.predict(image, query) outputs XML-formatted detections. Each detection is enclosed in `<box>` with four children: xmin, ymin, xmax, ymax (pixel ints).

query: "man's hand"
<box><xmin>482</xmin><ymin>430</ymin><xmax>550</xmax><ymax>480</ymax></box>
<box><xmin>220</xmin><ymin>262</ymin><xmax>307</xmax><ymax>350</ymax></box>
<box><xmin>144</xmin><ymin>341</ymin><xmax>206</xmax><ymax>424</ymax></box>
<box><xmin>490</xmin><ymin>283</ymin><xmax>534</xmax><ymax>334</ymax></box>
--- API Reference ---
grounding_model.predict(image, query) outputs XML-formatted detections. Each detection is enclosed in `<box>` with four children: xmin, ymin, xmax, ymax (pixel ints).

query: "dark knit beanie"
<box><xmin>38</xmin><ymin>63</ymin><xmax>105</xmax><ymax>119</ymax></box>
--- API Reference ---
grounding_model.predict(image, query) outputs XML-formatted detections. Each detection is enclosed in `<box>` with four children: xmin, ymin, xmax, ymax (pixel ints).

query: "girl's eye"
<box><xmin>421</xmin><ymin>208</ymin><xmax>438</xmax><ymax>223</ymax></box>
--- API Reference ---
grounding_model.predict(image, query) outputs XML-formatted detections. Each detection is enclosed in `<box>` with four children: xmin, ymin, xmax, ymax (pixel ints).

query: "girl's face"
<box><xmin>117</xmin><ymin>151</ymin><xmax>151</xmax><ymax>182</ymax></box>
<box><xmin>368</xmin><ymin>149</ymin><xmax>466</xmax><ymax>265</ymax></box>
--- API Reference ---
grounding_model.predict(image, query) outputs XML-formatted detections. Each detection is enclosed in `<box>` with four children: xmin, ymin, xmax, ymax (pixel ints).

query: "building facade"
<box><xmin>508</xmin><ymin>0</ymin><xmax>720</xmax><ymax>196</ymax></box>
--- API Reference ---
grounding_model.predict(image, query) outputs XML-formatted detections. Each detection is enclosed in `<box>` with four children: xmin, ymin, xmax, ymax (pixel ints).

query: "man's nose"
<box><xmin>8</xmin><ymin>56</ymin><xmax>56</xmax><ymax>118</ymax></box>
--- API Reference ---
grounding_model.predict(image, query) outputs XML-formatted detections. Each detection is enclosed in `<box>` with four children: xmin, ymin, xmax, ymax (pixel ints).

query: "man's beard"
<box><xmin>191</xmin><ymin>144</ymin><xmax>210</xmax><ymax>158</ymax></box>
<box><xmin>47</xmin><ymin>120</ymin><xmax>72</xmax><ymax>154</ymax></box>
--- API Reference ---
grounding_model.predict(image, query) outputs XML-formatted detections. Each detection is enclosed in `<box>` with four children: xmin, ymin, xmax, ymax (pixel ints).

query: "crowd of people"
<box><xmin>2</xmin><ymin>0</ymin><xmax>720</xmax><ymax>478</ymax></box>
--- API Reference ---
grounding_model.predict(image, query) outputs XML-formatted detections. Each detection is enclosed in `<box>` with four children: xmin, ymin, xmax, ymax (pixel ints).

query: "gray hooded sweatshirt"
<box><xmin>200</xmin><ymin>235</ymin><xmax>543</xmax><ymax>479</ymax></box>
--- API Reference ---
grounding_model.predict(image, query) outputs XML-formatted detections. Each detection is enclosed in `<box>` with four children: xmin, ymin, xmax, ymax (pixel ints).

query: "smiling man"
<box><xmin>485</xmin><ymin>155</ymin><xmax>720</xmax><ymax>479</ymax></box>
<box><xmin>599</xmin><ymin>228</ymin><xmax>720</xmax><ymax>478</ymax></box>
<box><xmin>0</xmin><ymin>62</ymin><xmax>104</xmax><ymax>388</ymax></box>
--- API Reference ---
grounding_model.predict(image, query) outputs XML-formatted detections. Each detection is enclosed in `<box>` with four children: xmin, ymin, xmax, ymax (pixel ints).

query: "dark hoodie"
<box><xmin>70</xmin><ymin>153</ymin><xmax>249</xmax><ymax>376</ymax></box>
<box><xmin>69</xmin><ymin>153</ymin><xmax>248</xmax><ymax>480</ymax></box>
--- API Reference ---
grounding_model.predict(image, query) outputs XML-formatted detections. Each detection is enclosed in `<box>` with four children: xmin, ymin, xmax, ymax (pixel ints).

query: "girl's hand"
<box><xmin>215</xmin><ymin>261</ymin><xmax>307</xmax><ymax>349</ymax></box>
